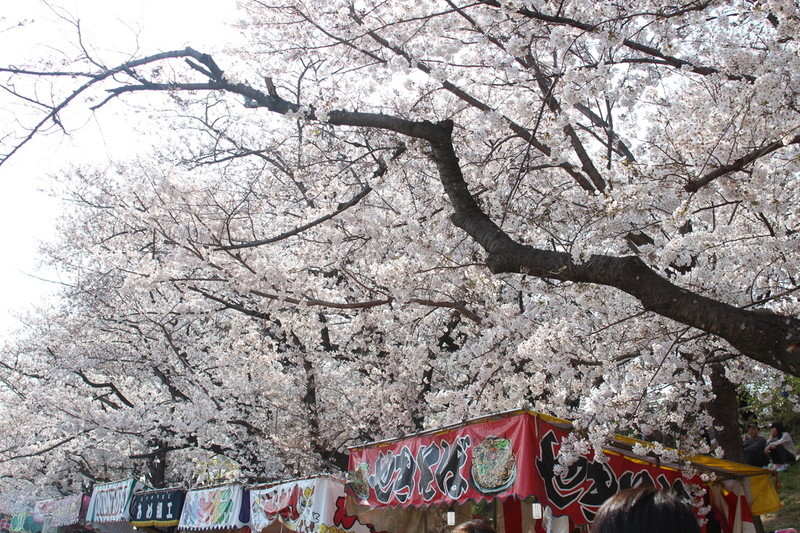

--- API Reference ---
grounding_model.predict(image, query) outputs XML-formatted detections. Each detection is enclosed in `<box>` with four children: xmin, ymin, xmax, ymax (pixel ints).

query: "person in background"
<box><xmin>453</xmin><ymin>519</ymin><xmax>496</xmax><ymax>533</ymax></box>
<box><xmin>765</xmin><ymin>422</ymin><xmax>797</xmax><ymax>472</ymax></box>
<box><xmin>742</xmin><ymin>423</ymin><xmax>769</xmax><ymax>467</ymax></box>
<box><xmin>592</xmin><ymin>487</ymin><xmax>700</xmax><ymax>533</ymax></box>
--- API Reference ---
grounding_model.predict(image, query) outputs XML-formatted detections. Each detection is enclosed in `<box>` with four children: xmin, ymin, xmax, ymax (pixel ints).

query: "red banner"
<box><xmin>347</xmin><ymin>412</ymin><xmax>698</xmax><ymax>525</ymax></box>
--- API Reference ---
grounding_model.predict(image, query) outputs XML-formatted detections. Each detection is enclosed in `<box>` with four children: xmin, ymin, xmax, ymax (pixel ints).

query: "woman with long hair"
<box><xmin>765</xmin><ymin>422</ymin><xmax>798</xmax><ymax>471</ymax></box>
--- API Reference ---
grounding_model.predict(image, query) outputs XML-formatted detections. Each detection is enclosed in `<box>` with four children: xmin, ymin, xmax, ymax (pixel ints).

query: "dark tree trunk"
<box><xmin>144</xmin><ymin>439</ymin><xmax>168</xmax><ymax>488</ymax></box>
<box><xmin>706</xmin><ymin>364</ymin><xmax>745</xmax><ymax>463</ymax></box>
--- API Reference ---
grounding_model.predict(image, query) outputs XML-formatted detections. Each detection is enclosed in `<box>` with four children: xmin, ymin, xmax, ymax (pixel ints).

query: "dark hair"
<box><xmin>453</xmin><ymin>519</ymin><xmax>496</xmax><ymax>533</ymax></box>
<box><xmin>771</xmin><ymin>422</ymin><xmax>787</xmax><ymax>434</ymax></box>
<box><xmin>746</xmin><ymin>422</ymin><xmax>759</xmax><ymax>430</ymax></box>
<box><xmin>592</xmin><ymin>487</ymin><xmax>700</xmax><ymax>533</ymax></box>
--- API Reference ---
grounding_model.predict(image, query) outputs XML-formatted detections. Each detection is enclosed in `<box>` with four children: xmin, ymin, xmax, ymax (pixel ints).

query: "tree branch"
<box><xmin>214</xmin><ymin>145</ymin><xmax>405</xmax><ymax>251</ymax></box>
<box><xmin>1</xmin><ymin>48</ymin><xmax>214</xmax><ymax>166</ymax></box>
<box><xmin>685</xmin><ymin>134</ymin><xmax>800</xmax><ymax>192</ymax></box>
<box><xmin>73</xmin><ymin>369</ymin><xmax>135</xmax><ymax>408</ymax></box>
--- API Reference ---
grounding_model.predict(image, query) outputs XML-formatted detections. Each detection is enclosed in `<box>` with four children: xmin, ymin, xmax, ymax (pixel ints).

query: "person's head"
<box><xmin>592</xmin><ymin>487</ymin><xmax>699</xmax><ymax>533</ymax></box>
<box><xmin>747</xmin><ymin>423</ymin><xmax>760</xmax><ymax>438</ymax></box>
<box><xmin>453</xmin><ymin>519</ymin><xmax>496</xmax><ymax>533</ymax></box>
<box><xmin>771</xmin><ymin>422</ymin><xmax>786</xmax><ymax>437</ymax></box>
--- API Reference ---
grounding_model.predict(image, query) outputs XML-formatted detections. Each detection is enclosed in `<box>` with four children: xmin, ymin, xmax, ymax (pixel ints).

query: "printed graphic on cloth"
<box><xmin>34</xmin><ymin>495</ymin><xmax>89</xmax><ymax>528</ymax></box>
<box><xmin>131</xmin><ymin>490</ymin><xmax>185</xmax><ymax>528</ymax></box>
<box><xmin>250</xmin><ymin>477</ymin><xmax>374</xmax><ymax>533</ymax></box>
<box><xmin>87</xmin><ymin>479</ymin><xmax>148</xmax><ymax>524</ymax></box>
<box><xmin>347</xmin><ymin>412</ymin><xmax>700</xmax><ymax>526</ymax></box>
<box><xmin>710</xmin><ymin>481</ymin><xmax>756</xmax><ymax>533</ymax></box>
<box><xmin>0</xmin><ymin>514</ymin><xmax>12</xmax><ymax>533</ymax></box>
<box><xmin>347</xmin><ymin>415</ymin><xmax>536</xmax><ymax>508</ymax></box>
<box><xmin>9</xmin><ymin>514</ymin><xmax>40</xmax><ymax>533</ymax></box>
<box><xmin>178</xmin><ymin>484</ymin><xmax>249</xmax><ymax>531</ymax></box>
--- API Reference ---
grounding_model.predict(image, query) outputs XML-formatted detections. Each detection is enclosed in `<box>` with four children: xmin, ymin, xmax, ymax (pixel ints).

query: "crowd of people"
<box><xmin>453</xmin><ymin>487</ymin><xmax>700</xmax><ymax>533</ymax></box>
<box><xmin>743</xmin><ymin>422</ymin><xmax>797</xmax><ymax>472</ymax></box>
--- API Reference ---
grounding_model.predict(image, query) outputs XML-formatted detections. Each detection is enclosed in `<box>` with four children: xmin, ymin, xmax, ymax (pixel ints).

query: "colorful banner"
<box><xmin>131</xmin><ymin>490</ymin><xmax>185</xmax><ymax>528</ymax></box>
<box><xmin>178</xmin><ymin>484</ymin><xmax>249</xmax><ymax>531</ymax></box>
<box><xmin>250</xmin><ymin>477</ymin><xmax>374</xmax><ymax>533</ymax></box>
<box><xmin>9</xmin><ymin>514</ymin><xmax>40</xmax><ymax>533</ymax></box>
<box><xmin>34</xmin><ymin>495</ymin><xmax>89</xmax><ymax>528</ymax></box>
<box><xmin>347</xmin><ymin>412</ymin><xmax>699</xmax><ymax>525</ymax></box>
<box><xmin>86</xmin><ymin>479</ymin><xmax>147</xmax><ymax>524</ymax></box>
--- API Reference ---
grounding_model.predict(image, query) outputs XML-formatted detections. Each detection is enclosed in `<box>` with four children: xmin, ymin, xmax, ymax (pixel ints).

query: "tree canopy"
<box><xmin>0</xmin><ymin>0</ymin><xmax>798</xmax><ymax>508</ymax></box>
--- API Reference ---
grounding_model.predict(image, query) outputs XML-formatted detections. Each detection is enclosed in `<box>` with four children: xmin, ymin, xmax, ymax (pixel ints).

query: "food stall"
<box><xmin>33</xmin><ymin>494</ymin><xmax>91</xmax><ymax>533</ymax></box>
<box><xmin>178</xmin><ymin>484</ymin><xmax>249</xmax><ymax>533</ymax></box>
<box><xmin>346</xmin><ymin>410</ymin><xmax>780</xmax><ymax>533</ymax></box>
<box><xmin>130</xmin><ymin>488</ymin><xmax>186</xmax><ymax>533</ymax></box>
<box><xmin>249</xmin><ymin>475</ymin><xmax>374</xmax><ymax>533</ymax></box>
<box><xmin>86</xmin><ymin>478</ymin><xmax>149</xmax><ymax>533</ymax></box>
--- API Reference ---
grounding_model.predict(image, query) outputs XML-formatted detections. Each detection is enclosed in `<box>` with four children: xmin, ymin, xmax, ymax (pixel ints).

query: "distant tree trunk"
<box><xmin>706</xmin><ymin>363</ymin><xmax>745</xmax><ymax>463</ymax></box>
<box><xmin>705</xmin><ymin>365</ymin><xmax>766</xmax><ymax>533</ymax></box>
<box><xmin>145</xmin><ymin>439</ymin><xmax>168</xmax><ymax>488</ymax></box>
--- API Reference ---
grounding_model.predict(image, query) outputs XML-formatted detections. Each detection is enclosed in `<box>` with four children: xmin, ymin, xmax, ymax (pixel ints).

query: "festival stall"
<box><xmin>177</xmin><ymin>484</ymin><xmax>249</xmax><ymax>533</ymax></box>
<box><xmin>130</xmin><ymin>488</ymin><xmax>186</xmax><ymax>533</ymax></box>
<box><xmin>249</xmin><ymin>476</ymin><xmax>375</xmax><ymax>533</ymax></box>
<box><xmin>86</xmin><ymin>478</ymin><xmax>148</xmax><ymax>533</ymax></box>
<box><xmin>346</xmin><ymin>410</ymin><xmax>781</xmax><ymax>533</ymax></box>
<box><xmin>33</xmin><ymin>494</ymin><xmax>91</xmax><ymax>533</ymax></box>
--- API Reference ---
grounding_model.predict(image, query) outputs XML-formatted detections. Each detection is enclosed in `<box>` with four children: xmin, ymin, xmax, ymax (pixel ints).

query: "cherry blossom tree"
<box><xmin>1</xmin><ymin>0</ymin><xmax>799</xmax><ymax>508</ymax></box>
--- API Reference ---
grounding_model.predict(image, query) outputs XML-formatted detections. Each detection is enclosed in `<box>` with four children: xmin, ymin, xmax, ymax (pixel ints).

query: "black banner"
<box><xmin>130</xmin><ymin>490</ymin><xmax>185</xmax><ymax>527</ymax></box>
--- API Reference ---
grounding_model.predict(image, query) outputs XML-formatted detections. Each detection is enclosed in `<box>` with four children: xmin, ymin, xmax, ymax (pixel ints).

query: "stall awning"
<box><xmin>609</xmin><ymin>434</ymin><xmax>781</xmax><ymax>515</ymax></box>
<box><xmin>178</xmin><ymin>484</ymin><xmax>249</xmax><ymax>531</ymax></box>
<box><xmin>34</xmin><ymin>495</ymin><xmax>89</xmax><ymax>529</ymax></box>
<box><xmin>10</xmin><ymin>514</ymin><xmax>40</xmax><ymax>533</ymax></box>
<box><xmin>130</xmin><ymin>489</ymin><xmax>185</xmax><ymax>528</ymax></box>
<box><xmin>86</xmin><ymin>478</ymin><xmax>149</xmax><ymax>532</ymax></box>
<box><xmin>346</xmin><ymin>409</ymin><xmax>780</xmax><ymax>525</ymax></box>
<box><xmin>249</xmin><ymin>476</ymin><xmax>374</xmax><ymax>533</ymax></box>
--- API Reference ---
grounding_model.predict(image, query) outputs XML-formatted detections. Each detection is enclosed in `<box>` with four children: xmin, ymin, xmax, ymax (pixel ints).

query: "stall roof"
<box><xmin>348</xmin><ymin>408</ymin><xmax>769</xmax><ymax>480</ymax></box>
<box><xmin>348</xmin><ymin>409</ymin><xmax>571</xmax><ymax>451</ymax></box>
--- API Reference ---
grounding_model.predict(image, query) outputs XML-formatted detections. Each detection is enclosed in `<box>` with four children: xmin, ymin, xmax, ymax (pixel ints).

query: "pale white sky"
<box><xmin>0</xmin><ymin>0</ymin><xmax>239</xmax><ymax>333</ymax></box>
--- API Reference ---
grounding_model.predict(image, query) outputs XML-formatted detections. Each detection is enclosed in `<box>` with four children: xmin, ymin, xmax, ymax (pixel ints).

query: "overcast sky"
<box><xmin>0</xmin><ymin>0</ymin><xmax>239</xmax><ymax>333</ymax></box>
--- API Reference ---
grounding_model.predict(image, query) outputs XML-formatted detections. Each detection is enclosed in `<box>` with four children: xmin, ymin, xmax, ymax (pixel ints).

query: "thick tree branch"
<box><xmin>427</xmin><ymin>119</ymin><xmax>800</xmax><ymax>375</ymax></box>
<box><xmin>5</xmin><ymin>47</ymin><xmax>798</xmax><ymax>375</ymax></box>
<box><xmin>73</xmin><ymin>369</ymin><xmax>135</xmax><ymax>408</ymax></box>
